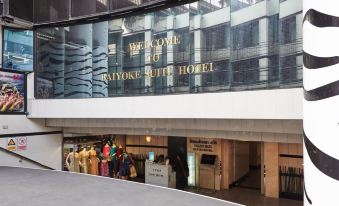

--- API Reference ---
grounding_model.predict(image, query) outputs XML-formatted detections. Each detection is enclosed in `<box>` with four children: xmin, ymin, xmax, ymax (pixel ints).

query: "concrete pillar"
<box><xmin>221</xmin><ymin>140</ymin><xmax>231</xmax><ymax>189</ymax></box>
<box><xmin>261</xmin><ymin>142</ymin><xmax>265</xmax><ymax>195</ymax></box>
<box><xmin>264</xmin><ymin>142</ymin><xmax>279</xmax><ymax>198</ymax></box>
<box><xmin>303</xmin><ymin>1</ymin><xmax>339</xmax><ymax>205</ymax></box>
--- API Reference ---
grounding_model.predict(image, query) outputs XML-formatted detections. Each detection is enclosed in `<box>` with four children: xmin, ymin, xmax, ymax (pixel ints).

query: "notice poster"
<box><xmin>17</xmin><ymin>137</ymin><xmax>27</xmax><ymax>151</ymax></box>
<box><xmin>0</xmin><ymin>70</ymin><xmax>25</xmax><ymax>113</ymax></box>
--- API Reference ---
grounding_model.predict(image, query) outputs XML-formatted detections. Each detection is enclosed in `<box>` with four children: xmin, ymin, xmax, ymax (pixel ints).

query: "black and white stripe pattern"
<box><xmin>92</xmin><ymin>22</ymin><xmax>108</xmax><ymax>98</ymax></box>
<box><xmin>303</xmin><ymin>1</ymin><xmax>339</xmax><ymax>205</ymax></box>
<box><xmin>37</xmin><ymin>24</ymin><xmax>110</xmax><ymax>98</ymax></box>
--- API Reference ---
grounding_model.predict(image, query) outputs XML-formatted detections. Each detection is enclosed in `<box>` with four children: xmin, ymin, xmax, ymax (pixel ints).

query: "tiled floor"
<box><xmin>190</xmin><ymin>187</ymin><xmax>303</xmax><ymax>206</ymax></box>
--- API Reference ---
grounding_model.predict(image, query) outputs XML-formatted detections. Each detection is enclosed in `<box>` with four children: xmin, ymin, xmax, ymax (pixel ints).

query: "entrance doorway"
<box><xmin>232</xmin><ymin>141</ymin><xmax>261</xmax><ymax>190</ymax></box>
<box><xmin>168</xmin><ymin>136</ymin><xmax>188</xmax><ymax>190</ymax></box>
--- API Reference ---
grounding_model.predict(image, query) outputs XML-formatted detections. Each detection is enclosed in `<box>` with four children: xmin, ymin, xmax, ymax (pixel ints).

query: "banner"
<box><xmin>0</xmin><ymin>70</ymin><xmax>25</xmax><ymax>113</ymax></box>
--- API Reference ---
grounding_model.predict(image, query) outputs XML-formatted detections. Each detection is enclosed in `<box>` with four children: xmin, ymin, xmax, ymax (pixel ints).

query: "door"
<box><xmin>168</xmin><ymin>136</ymin><xmax>188</xmax><ymax>189</ymax></box>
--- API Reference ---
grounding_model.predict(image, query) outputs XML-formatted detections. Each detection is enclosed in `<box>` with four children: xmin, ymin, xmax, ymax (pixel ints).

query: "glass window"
<box><xmin>34</xmin><ymin>0</ymin><xmax>69</xmax><ymax>23</ymax></box>
<box><xmin>71</xmin><ymin>0</ymin><xmax>108</xmax><ymax>17</ymax></box>
<box><xmin>232</xmin><ymin>58</ymin><xmax>259</xmax><ymax>85</ymax></box>
<box><xmin>33</xmin><ymin>0</ymin><xmax>302</xmax><ymax>99</ymax></box>
<box><xmin>268</xmin><ymin>15</ymin><xmax>279</xmax><ymax>43</ymax></box>
<box><xmin>280</xmin><ymin>55</ymin><xmax>297</xmax><ymax>83</ymax></box>
<box><xmin>9</xmin><ymin>0</ymin><xmax>33</xmax><ymax>22</ymax></box>
<box><xmin>198</xmin><ymin>0</ymin><xmax>229</xmax><ymax>14</ymax></box>
<box><xmin>268</xmin><ymin>55</ymin><xmax>279</xmax><ymax>82</ymax></box>
<box><xmin>231</xmin><ymin>0</ymin><xmax>264</xmax><ymax>12</ymax></box>
<box><xmin>205</xmin><ymin>24</ymin><xmax>229</xmax><ymax>51</ymax></box>
<box><xmin>3</xmin><ymin>28</ymin><xmax>33</xmax><ymax>71</ymax></box>
<box><xmin>110</xmin><ymin>0</ymin><xmax>139</xmax><ymax>11</ymax></box>
<box><xmin>280</xmin><ymin>16</ymin><xmax>296</xmax><ymax>44</ymax></box>
<box><xmin>202</xmin><ymin>60</ymin><xmax>229</xmax><ymax>87</ymax></box>
<box><xmin>232</xmin><ymin>21</ymin><xmax>259</xmax><ymax>49</ymax></box>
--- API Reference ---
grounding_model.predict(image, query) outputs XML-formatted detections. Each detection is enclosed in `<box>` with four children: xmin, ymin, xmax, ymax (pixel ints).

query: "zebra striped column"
<box><xmin>304</xmin><ymin>1</ymin><xmax>339</xmax><ymax>205</ymax></box>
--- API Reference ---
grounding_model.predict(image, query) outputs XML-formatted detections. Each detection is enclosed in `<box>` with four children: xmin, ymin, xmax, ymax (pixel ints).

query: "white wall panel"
<box><xmin>28</xmin><ymin>88</ymin><xmax>303</xmax><ymax>119</ymax></box>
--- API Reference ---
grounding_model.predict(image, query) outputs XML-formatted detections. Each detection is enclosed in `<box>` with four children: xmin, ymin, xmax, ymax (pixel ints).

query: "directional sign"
<box><xmin>7</xmin><ymin>138</ymin><xmax>16</xmax><ymax>151</ymax></box>
<box><xmin>17</xmin><ymin>137</ymin><xmax>27</xmax><ymax>151</ymax></box>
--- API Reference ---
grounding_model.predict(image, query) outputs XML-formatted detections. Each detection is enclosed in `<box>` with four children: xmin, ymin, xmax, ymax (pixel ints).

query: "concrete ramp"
<box><xmin>0</xmin><ymin>166</ymin><xmax>242</xmax><ymax>206</ymax></box>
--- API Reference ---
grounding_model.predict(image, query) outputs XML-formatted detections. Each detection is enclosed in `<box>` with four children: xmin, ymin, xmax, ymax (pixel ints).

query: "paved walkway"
<box><xmin>0</xmin><ymin>167</ymin><xmax>240</xmax><ymax>206</ymax></box>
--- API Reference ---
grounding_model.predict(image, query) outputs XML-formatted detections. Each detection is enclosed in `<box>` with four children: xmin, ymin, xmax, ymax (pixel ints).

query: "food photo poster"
<box><xmin>0</xmin><ymin>70</ymin><xmax>25</xmax><ymax>113</ymax></box>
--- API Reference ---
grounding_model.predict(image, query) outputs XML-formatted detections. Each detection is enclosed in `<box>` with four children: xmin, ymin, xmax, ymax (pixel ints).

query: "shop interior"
<box><xmin>62</xmin><ymin>135</ymin><xmax>303</xmax><ymax>201</ymax></box>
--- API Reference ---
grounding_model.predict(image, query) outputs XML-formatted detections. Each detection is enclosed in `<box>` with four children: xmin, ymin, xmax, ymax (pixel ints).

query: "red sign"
<box><xmin>17</xmin><ymin>137</ymin><xmax>27</xmax><ymax>151</ymax></box>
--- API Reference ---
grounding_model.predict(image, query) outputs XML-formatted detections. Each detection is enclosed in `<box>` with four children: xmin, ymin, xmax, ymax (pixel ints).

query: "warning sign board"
<box><xmin>7</xmin><ymin>138</ymin><xmax>16</xmax><ymax>151</ymax></box>
<box><xmin>17</xmin><ymin>137</ymin><xmax>27</xmax><ymax>151</ymax></box>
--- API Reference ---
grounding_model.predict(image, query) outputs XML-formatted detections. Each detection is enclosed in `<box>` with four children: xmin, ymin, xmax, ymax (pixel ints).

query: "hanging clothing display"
<box><xmin>100</xmin><ymin>160</ymin><xmax>109</xmax><ymax>177</ymax></box>
<box><xmin>109</xmin><ymin>145</ymin><xmax>117</xmax><ymax>177</ymax></box>
<box><xmin>79</xmin><ymin>149</ymin><xmax>89</xmax><ymax>174</ymax></box>
<box><xmin>89</xmin><ymin>149</ymin><xmax>99</xmax><ymax>175</ymax></box>
<box><xmin>65</xmin><ymin>152</ymin><xmax>80</xmax><ymax>173</ymax></box>
<box><xmin>103</xmin><ymin>144</ymin><xmax>111</xmax><ymax>161</ymax></box>
<box><xmin>119</xmin><ymin>153</ymin><xmax>131</xmax><ymax>177</ymax></box>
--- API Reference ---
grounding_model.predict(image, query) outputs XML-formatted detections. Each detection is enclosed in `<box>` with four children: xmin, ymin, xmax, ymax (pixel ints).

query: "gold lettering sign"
<box><xmin>129</xmin><ymin>36</ymin><xmax>180</xmax><ymax>53</ymax></box>
<box><xmin>102</xmin><ymin>63</ymin><xmax>214</xmax><ymax>82</ymax></box>
<box><xmin>102</xmin><ymin>35</ymin><xmax>215</xmax><ymax>82</ymax></box>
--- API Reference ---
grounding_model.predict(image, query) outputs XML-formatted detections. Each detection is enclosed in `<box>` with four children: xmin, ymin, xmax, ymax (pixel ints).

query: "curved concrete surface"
<box><xmin>0</xmin><ymin>167</ymin><xmax>242</xmax><ymax>206</ymax></box>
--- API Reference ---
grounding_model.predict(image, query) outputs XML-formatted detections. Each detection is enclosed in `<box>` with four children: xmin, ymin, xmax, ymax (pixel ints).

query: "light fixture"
<box><xmin>146</xmin><ymin>136</ymin><xmax>152</xmax><ymax>143</ymax></box>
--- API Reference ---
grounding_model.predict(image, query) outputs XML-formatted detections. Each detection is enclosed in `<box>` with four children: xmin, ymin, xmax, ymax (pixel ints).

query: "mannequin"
<box><xmin>110</xmin><ymin>143</ymin><xmax>117</xmax><ymax>177</ymax></box>
<box><xmin>101</xmin><ymin>144</ymin><xmax>110</xmax><ymax>177</ymax></box>
<box><xmin>65</xmin><ymin>148</ymin><xmax>80</xmax><ymax>173</ymax></box>
<box><xmin>86</xmin><ymin>146</ymin><xmax>92</xmax><ymax>174</ymax></box>
<box><xmin>103</xmin><ymin>143</ymin><xmax>111</xmax><ymax>161</ymax></box>
<box><xmin>79</xmin><ymin>147</ymin><xmax>89</xmax><ymax>174</ymax></box>
<box><xmin>114</xmin><ymin>145</ymin><xmax>124</xmax><ymax>175</ymax></box>
<box><xmin>89</xmin><ymin>146</ymin><xmax>99</xmax><ymax>175</ymax></box>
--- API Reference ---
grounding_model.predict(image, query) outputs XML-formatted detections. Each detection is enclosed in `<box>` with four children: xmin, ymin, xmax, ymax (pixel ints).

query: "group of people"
<box><xmin>65</xmin><ymin>142</ymin><xmax>136</xmax><ymax>180</ymax></box>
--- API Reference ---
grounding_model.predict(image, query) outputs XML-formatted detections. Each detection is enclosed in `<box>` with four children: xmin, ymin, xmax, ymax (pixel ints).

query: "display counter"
<box><xmin>145</xmin><ymin>161</ymin><xmax>176</xmax><ymax>188</ymax></box>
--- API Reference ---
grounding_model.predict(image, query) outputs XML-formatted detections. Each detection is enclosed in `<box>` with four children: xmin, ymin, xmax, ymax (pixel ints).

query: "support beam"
<box><xmin>264</xmin><ymin>142</ymin><xmax>279</xmax><ymax>198</ymax></box>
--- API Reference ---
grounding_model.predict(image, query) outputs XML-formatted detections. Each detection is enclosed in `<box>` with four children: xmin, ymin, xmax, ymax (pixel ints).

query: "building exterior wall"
<box><xmin>29</xmin><ymin>87</ymin><xmax>303</xmax><ymax>119</ymax></box>
<box><xmin>0</xmin><ymin>134</ymin><xmax>63</xmax><ymax>170</ymax></box>
<box><xmin>0</xmin><ymin>0</ymin><xmax>304</xmax><ymax>200</ymax></box>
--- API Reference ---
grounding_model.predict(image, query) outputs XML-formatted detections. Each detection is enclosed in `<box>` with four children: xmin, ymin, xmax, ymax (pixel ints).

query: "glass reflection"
<box><xmin>3</xmin><ymin>29</ymin><xmax>33</xmax><ymax>71</ymax></box>
<box><xmin>34</xmin><ymin>0</ymin><xmax>302</xmax><ymax>99</ymax></box>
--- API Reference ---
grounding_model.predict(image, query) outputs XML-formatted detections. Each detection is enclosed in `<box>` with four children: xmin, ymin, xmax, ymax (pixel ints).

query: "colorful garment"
<box><xmin>100</xmin><ymin>161</ymin><xmax>109</xmax><ymax>177</ymax></box>
<box><xmin>103</xmin><ymin>145</ymin><xmax>111</xmax><ymax>161</ymax></box>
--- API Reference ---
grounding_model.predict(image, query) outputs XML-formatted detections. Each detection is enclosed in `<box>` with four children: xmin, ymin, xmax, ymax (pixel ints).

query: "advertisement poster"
<box><xmin>0</xmin><ymin>70</ymin><xmax>25</xmax><ymax>113</ymax></box>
